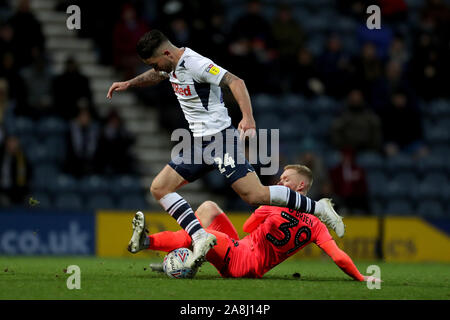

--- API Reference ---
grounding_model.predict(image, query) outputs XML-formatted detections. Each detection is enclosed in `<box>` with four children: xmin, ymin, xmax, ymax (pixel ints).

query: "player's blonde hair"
<box><xmin>283</xmin><ymin>164</ymin><xmax>314</xmax><ymax>192</ymax></box>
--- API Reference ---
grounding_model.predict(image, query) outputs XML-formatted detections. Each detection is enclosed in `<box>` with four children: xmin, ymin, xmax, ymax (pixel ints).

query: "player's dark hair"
<box><xmin>136</xmin><ymin>29</ymin><xmax>169</xmax><ymax>59</ymax></box>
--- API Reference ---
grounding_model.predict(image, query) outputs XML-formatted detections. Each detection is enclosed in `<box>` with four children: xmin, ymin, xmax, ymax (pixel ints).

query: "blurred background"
<box><xmin>0</xmin><ymin>0</ymin><xmax>449</xmax><ymax>262</ymax></box>
<box><xmin>0</xmin><ymin>0</ymin><xmax>449</xmax><ymax>217</ymax></box>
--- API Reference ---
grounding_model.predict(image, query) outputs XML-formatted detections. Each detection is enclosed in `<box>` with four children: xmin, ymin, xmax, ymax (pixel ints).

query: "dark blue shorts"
<box><xmin>168</xmin><ymin>126</ymin><xmax>255</xmax><ymax>185</ymax></box>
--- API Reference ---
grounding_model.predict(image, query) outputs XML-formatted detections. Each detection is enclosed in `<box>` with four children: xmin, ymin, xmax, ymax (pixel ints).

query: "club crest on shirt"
<box><xmin>206</xmin><ymin>63</ymin><xmax>220</xmax><ymax>75</ymax></box>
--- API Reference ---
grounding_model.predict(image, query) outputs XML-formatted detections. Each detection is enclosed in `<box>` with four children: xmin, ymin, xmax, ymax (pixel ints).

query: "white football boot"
<box><xmin>127</xmin><ymin>211</ymin><xmax>148</xmax><ymax>253</ymax></box>
<box><xmin>316</xmin><ymin>198</ymin><xmax>345</xmax><ymax>238</ymax></box>
<box><xmin>189</xmin><ymin>232</ymin><xmax>217</xmax><ymax>270</ymax></box>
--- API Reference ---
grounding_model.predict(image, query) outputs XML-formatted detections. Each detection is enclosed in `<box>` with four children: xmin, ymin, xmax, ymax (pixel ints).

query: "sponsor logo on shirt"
<box><xmin>172</xmin><ymin>83</ymin><xmax>192</xmax><ymax>96</ymax></box>
<box><xmin>206</xmin><ymin>63</ymin><xmax>220</xmax><ymax>75</ymax></box>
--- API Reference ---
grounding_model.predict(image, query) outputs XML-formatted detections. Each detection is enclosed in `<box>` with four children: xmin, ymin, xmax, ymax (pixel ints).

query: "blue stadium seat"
<box><xmin>118</xmin><ymin>193</ymin><xmax>149</xmax><ymax>210</ymax></box>
<box><xmin>256</xmin><ymin>114</ymin><xmax>282</xmax><ymax>129</ymax></box>
<box><xmin>356</xmin><ymin>152</ymin><xmax>385</xmax><ymax>171</ymax></box>
<box><xmin>417</xmin><ymin>200</ymin><xmax>445</xmax><ymax>218</ymax></box>
<box><xmin>426</xmin><ymin>126</ymin><xmax>449</xmax><ymax>144</ymax></box>
<box><xmin>79</xmin><ymin>175</ymin><xmax>110</xmax><ymax>195</ymax></box>
<box><xmin>12</xmin><ymin>117</ymin><xmax>35</xmax><ymax>136</ymax></box>
<box><xmin>31</xmin><ymin>163</ymin><xmax>60</xmax><ymax>191</ymax></box>
<box><xmin>385</xmin><ymin>180</ymin><xmax>409</xmax><ymax>198</ymax></box>
<box><xmin>253</xmin><ymin>94</ymin><xmax>279</xmax><ymax>115</ymax></box>
<box><xmin>384</xmin><ymin>200</ymin><xmax>414</xmax><ymax>215</ymax></box>
<box><xmin>427</xmin><ymin>99</ymin><xmax>450</xmax><ymax>117</ymax></box>
<box><xmin>417</xmin><ymin>180</ymin><xmax>441</xmax><ymax>199</ymax></box>
<box><xmin>367</xmin><ymin>171</ymin><xmax>388</xmax><ymax>197</ymax></box>
<box><xmin>36</xmin><ymin>117</ymin><xmax>67</xmax><ymax>137</ymax></box>
<box><xmin>385</xmin><ymin>154</ymin><xmax>414</xmax><ymax>173</ymax></box>
<box><xmin>54</xmin><ymin>193</ymin><xmax>83</xmax><ymax>210</ymax></box>
<box><xmin>281</xmin><ymin>94</ymin><xmax>307</xmax><ymax>114</ymax></box>
<box><xmin>417</xmin><ymin>155</ymin><xmax>445</xmax><ymax>174</ymax></box>
<box><xmin>44</xmin><ymin>136</ymin><xmax>67</xmax><ymax>163</ymax></box>
<box><xmin>50</xmin><ymin>174</ymin><xmax>79</xmax><ymax>194</ymax></box>
<box><xmin>110</xmin><ymin>175</ymin><xmax>143</xmax><ymax>196</ymax></box>
<box><xmin>24</xmin><ymin>143</ymin><xmax>51</xmax><ymax>165</ymax></box>
<box><xmin>86</xmin><ymin>193</ymin><xmax>115</xmax><ymax>210</ymax></box>
<box><xmin>335</xmin><ymin>16</ymin><xmax>357</xmax><ymax>33</ymax></box>
<box><xmin>391</xmin><ymin>173</ymin><xmax>419</xmax><ymax>199</ymax></box>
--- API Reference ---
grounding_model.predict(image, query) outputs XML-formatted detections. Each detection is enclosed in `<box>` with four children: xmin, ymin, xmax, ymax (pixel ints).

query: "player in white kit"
<box><xmin>107</xmin><ymin>30</ymin><xmax>344</xmax><ymax>271</ymax></box>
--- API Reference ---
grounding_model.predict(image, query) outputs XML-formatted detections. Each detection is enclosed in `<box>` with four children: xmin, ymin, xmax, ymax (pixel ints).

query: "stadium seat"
<box><xmin>44</xmin><ymin>136</ymin><xmax>67</xmax><ymax>163</ymax></box>
<box><xmin>256</xmin><ymin>114</ymin><xmax>282</xmax><ymax>130</ymax></box>
<box><xmin>416</xmin><ymin>155</ymin><xmax>445</xmax><ymax>174</ymax></box>
<box><xmin>417</xmin><ymin>200</ymin><xmax>445</xmax><ymax>219</ymax></box>
<box><xmin>50</xmin><ymin>174</ymin><xmax>79</xmax><ymax>194</ymax></box>
<box><xmin>31</xmin><ymin>163</ymin><xmax>60</xmax><ymax>191</ymax></box>
<box><xmin>118</xmin><ymin>193</ymin><xmax>149</xmax><ymax>210</ymax></box>
<box><xmin>54</xmin><ymin>193</ymin><xmax>83</xmax><ymax>210</ymax></box>
<box><xmin>385</xmin><ymin>154</ymin><xmax>414</xmax><ymax>174</ymax></box>
<box><xmin>86</xmin><ymin>193</ymin><xmax>115</xmax><ymax>210</ymax></box>
<box><xmin>384</xmin><ymin>200</ymin><xmax>414</xmax><ymax>215</ymax></box>
<box><xmin>367</xmin><ymin>171</ymin><xmax>389</xmax><ymax>197</ymax></box>
<box><xmin>253</xmin><ymin>94</ymin><xmax>279</xmax><ymax>115</ymax></box>
<box><xmin>356</xmin><ymin>152</ymin><xmax>385</xmax><ymax>171</ymax></box>
<box><xmin>79</xmin><ymin>175</ymin><xmax>110</xmax><ymax>195</ymax></box>
<box><xmin>12</xmin><ymin>117</ymin><xmax>35</xmax><ymax>136</ymax></box>
<box><xmin>391</xmin><ymin>173</ymin><xmax>419</xmax><ymax>199</ymax></box>
<box><xmin>385</xmin><ymin>180</ymin><xmax>409</xmax><ymax>198</ymax></box>
<box><xmin>428</xmin><ymin>99</ymin><xmax>450</xmax><ymax>117</ymax></box>
<box><xmin>36</xmin><ymin>117</ymin><xmax>68</xmax><ymax>137</ymax></box>
<box><xmin>110</xmin><ymin>175</ymin><xmax>143</xmax><ymax>196</ymax></box>
<box><xmin>417</xmin><ymin>180</ymin><xmax>441</xmax><ymax>199</ymax></box>
<box><xmin>281</xmin><ymin>94</ymin><xmax>307</xmax><ymax>112</ymax></box>
<box><xmin>24</xmin><ymin>143</ymin><xmax>51</xmax><ymax>165</ymax></box>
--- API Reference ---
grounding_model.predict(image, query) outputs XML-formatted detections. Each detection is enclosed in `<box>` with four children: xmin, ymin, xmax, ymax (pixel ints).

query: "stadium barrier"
<box><xmin>0</xmin><ymin>209</ymin><xmax>96</xmax><ymax>255</ymax></box>
<box><xmin>1</xmin><ymin>210</ymin><xmax>449</xmax><ymax>262</ymax></box>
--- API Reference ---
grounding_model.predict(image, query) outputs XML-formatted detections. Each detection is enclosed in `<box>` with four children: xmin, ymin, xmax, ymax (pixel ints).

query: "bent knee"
<box><xmin>197</xmin><ymin>201</ymin><xmax>221</xmax><ymax>217</ymax></box>
<box><xmin>150</xmin><ymin>180</ymin><xmax>169</xmax><ymax>200</ymax></box>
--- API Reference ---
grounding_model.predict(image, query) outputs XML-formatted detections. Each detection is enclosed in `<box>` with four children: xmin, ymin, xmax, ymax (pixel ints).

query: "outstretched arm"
<box><xmin>220</xmin><ymin>72</ymin><xmax>256</xmax><ymax>139</ymax></box>
<box><xmin>318</xmin><ymin>240</ymin><xmax>365</xmax><ymax>281</ymax></box>
<box><xmin>107</xmin><ymin>69</ymin><xmax>169</xmax><ymax>99</ymax></box>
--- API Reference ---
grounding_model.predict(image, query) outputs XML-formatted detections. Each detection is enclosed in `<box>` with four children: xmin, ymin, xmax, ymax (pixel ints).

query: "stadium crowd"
<box><xmin>0</xmin><ymin>0</ymin><xmax>449</xmax><ymax>216</ymax></box>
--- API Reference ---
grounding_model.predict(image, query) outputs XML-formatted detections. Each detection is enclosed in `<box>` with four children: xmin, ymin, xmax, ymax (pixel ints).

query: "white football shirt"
<box><xmin>168</xmin><ymin>47</ymin><xmax>232</xmax><ymax>137</ymax></box>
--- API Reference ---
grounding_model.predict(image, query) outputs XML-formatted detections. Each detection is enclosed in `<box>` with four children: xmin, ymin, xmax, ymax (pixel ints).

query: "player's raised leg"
<box><xmin>150</xmin><ymin>165</ymin><xmax>217</xmax><ymax>268</ymax></box>
<box><xmin>231</xmin><ymin>172</ymin><xmax>345</xmax><ymax>237</ymax></box>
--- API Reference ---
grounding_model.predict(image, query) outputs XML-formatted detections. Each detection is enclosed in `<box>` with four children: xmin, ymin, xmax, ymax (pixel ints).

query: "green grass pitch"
<box><xmin>0</xmin><ymin>257</ymin><xmax>449</xmax><ymax>300</ymax></box>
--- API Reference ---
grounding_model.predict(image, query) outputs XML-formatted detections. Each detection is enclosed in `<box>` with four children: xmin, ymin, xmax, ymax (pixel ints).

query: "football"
<box><xmin>163</xmin><ymin>248</ymin><xmax>197</xmax><ymax>279</ymax></box>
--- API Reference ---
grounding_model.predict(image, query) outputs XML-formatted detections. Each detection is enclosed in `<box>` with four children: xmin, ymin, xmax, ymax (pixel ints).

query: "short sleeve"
<box><xmin>188</xmin><ymin>57</ymin><xmax>228</xmax><ymax>86</ymax></box>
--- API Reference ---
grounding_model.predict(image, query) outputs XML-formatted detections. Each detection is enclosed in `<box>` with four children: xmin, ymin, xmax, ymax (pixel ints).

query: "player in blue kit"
<box><xmin>107</xmin><ymin>29</ymin><xmax>344</xmax><ymax>271</ymax></box>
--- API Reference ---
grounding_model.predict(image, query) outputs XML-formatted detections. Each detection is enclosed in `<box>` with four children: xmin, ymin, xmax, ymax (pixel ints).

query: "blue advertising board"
<box><xmin>0</xmin><ymin>209</ymin><xmax>95</xmax><ymax>255</ymax></box>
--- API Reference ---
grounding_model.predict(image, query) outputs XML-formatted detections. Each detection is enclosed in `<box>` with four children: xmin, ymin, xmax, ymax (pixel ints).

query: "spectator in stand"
<box><xmin>7</xmin><ymin>0</ymin><xmax>45</xmax><ymax>69</ymax></box>
<box><xmin>0</xmin><ymin>135</ymin><xmax>30</xmax><ymax>206</ymax></box>
<box><xmin>229</xmin><ymin>0</ymin><xmax>273</xmax><ymax>46</ymax></box>
<box><xmin>379</xmin><ymin>90</ymin><xmax>428</xmax><ymax>158</ymax></box>
<box><xmin>113</xmin><ymin>3</ymin><xmax>149</xmax><ymax>79</ymax></box>
<box><xmin>291</xmin><ymin>48</ymin><xmax>324</xmax><ymax>97</ymax></box>
<box><xmin>409</xmin><ymin>30</ymin><xmax>447</xmax><ymax>100</ymax></box>
<box><xmin>271</xmin><ymin>3</ymin><xmax>305</xmax><ymax>86</ymax></box>
<box><xmin>97</xmin><ymin>109</ymin><xmax>135</xmax><ymax>175</ymax></box>
<box><xmin>388</xmin><ymin>36</ymin><xmax>409</xmax><ymax>67</ymax></box>
<box><xmin>64</xmin><ymin>107</ymin><xmax>101</xmax><ymax>177</ymax></box>
<box><xmin>20</xmin><ymin>48</ymin><xmax>54</xmax><ymax>119</ymax></box>
<box><xmin>349</xmin><ymin>42</ymin><xmax>383</xmax><ymax>99</ymax></box>
<box><xmin>0</xmin><ymin>51</ymin><xmax>27</xmax><ymax>115</ymax></box>
<box><xmin>371</xmin><ymin>59</ymin><xmax>414</xmax><ymax>111</ymax></box>
<box><xmin>228</xmin><ymin>0</ymin><xmax>278</xmax><ymax>92</ymax></box>
<box><xmin>52</xmin><ymin>57</ymin><xmax>93</xmax><ymax>120</ymax></box>
<box><xmin>331</xmin><ymin>89</ymin><xmax>382</xmax><ymax>153</ymax></box>
<box><xmin>329</xmin><ymin>148</ymin><xmax>370</xmax><ymax>215</ymax></box>
<box><xmin>317</xmin><ymin>33</ymin><xmax>351</xmax><ymax>98</ymax></box>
